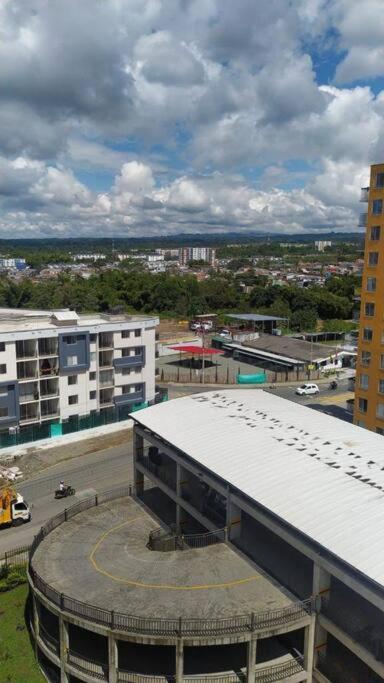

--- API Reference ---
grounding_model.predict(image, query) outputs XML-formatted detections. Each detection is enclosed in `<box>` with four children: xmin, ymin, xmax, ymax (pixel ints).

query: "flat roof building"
<box><xmin>0</xmin><ymin>307</ymin><xmax>158</xmax><ymax>434</ymax></box>
<box><xmin>132</xmin><ymin>390</ymin><xmax>384</xmax><ymax>682</ymax></box>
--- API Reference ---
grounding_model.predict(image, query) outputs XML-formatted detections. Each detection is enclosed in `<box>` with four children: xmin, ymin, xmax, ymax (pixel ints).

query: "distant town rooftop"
<box><xmin>133</xmin><ymin>390</ymin><xmax>384</xmax><ymax>591</ymax></box>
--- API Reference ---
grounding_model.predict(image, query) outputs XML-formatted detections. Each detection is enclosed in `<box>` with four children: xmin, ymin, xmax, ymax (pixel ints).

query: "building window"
<box><xmin>361</xmin><ymin>350</ymin><xmax>371</xmax><ymax>366</ymax></box>
<box><xmin>90</xmin><ymin>352</ymin><xmax>96</xmax><ymax>363</ymax></box>
<box><xmin>0</xmin><ymin>342</ymin><xmax>5</xmax><ymax>352</ymax></box>
<box><xmin>379</xmin><ymin>380</ymin><xmax>384</xmax><ymax>394</ymax></box>
<box><xmin>134</xmin><ymin>329</ymin><xmax>141</xmax><ymax>337</ymax></box>
<box><xmin>68</xmin><ymin>395</ymin><xmax>78</xmax><ymax>405</ymax></box>
<box><xmin>0</xmin><ymin>364</ymin><xmax>6</xmax><ymax>374</ymax></box>
<box><xmin>67</xmin><ymin>355</ymin><xmax>78</xmax><ymax>367</ymax></box>
<box><xmin>358</xmin><ymin>397</ymin><xmax>368</xmax><ymax>413</ymax></box>
<box><xmin>381</xmin><ymin>355</ymin><xmax>384</xmax><ymax>369</ymax></box>
<box><xmin>376</xmin><ymin>427</ymin><xmax>384</xmax><ymax>435</ymax></box>
<box><xmin>135</xmin><ymin>384</ymin><xmax>142</xmax><ymax>392</ymax></box>
<box><xmin>0</xmin><ymin>407</ymin><xmax>8</xmax><ymax>418</ymax></box>
<box><xmin>90</xmin><ymin>390</ymin><xmax>97</xmax><ymax>400</ymax></box>
<box><xmin>370</xmin><ymin>226</ymin><xmax>381</xmax><ymax>240</ymax></box>
<box><xmin>89</xmin><ymin>371</ymin><xmax>96</xmax><ymax>380</ymax></box>
<box><xmin>359</xmin><ymin>374</ymin><xmax>369</xmax><ymax>390</ymax></box>
<box><xmin>357</xmin><ymin>420</ymin><xmax>366</xmax><ymax>428</ymax></box>
<box><xmin>365</xmin><ymin>302</ymin><xmax>375</xmax><ymax>316</ymax></box>
<box><xmin>122</xmin><ymin>330</ymin><xmax>130</xmax><ymax>339</ymax></box>
<box><xmin>376</xmin><ymin>403</ymin><xmax>384</xmax><ymax>419</ymax></box>
<box><xmin>121</xmin><ymin>368</ymin><xmax>131</xmax><ymax>376</ymax></box>
<box><xmin>367</xmin><ymin>277</ymin><xmax>376</xmax><ymax>292</ymax></box>
<box><xmin>68</xmin><ymin>375</ymin><xmax>78</xmax><ymax>385</ymax></box>
<box><xmin>368</xmin><ymin>252</ymin><xmax>379</xmax><ymax>266</ymax></box>
<box><xmin>376</xmin><ymin>173</ymin><xmax>384</xmax><ymax>188</ymax></box>
<box><xmin>90</xmin><ymin>334</ymin><xmax>97</xmax><ymax>342</ymax></box>
<box><xmin>135</xmin><ymin>367</ymin><xmax>141</xmax><ymax>374</ymax></box>
<box><xmin>64</xmin><ymin>335</ymin><xmax>77</xmax><ymax>345</ymax></box>
<box><xmin>372</xmin><ymin>199</ymin><xmax>383</xmax><ymax>215</ymax></box>
<box><xmin>363</xmin><ymin>327</ymin><xmax>373</xmax><ymax>342</ymax></box>
<box><xmin>121</xmin><ymin>348</ymin><xmax>130</xmax><ymax>357</ymax></box>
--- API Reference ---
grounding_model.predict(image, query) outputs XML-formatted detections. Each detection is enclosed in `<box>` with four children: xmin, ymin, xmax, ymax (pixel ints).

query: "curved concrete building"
<box><xmin>28</xmin><ymin>390</ymin><xmax>384</xmax><ymax>682</ymax></box>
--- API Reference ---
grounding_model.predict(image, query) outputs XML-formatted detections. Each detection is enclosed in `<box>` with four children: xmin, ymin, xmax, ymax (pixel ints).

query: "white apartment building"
<box><xmin>0</xmin><ymin>308</ymin><xmax>158</xmax><ymax>432</ymax></box>
<box><xmin>179</xmin><ymin>247</ymin><xmax>216</xmax><ymax>266</ymax></box>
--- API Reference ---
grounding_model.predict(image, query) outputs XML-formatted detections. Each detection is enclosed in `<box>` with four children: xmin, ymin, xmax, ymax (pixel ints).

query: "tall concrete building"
<box><xmin>354</xmin><ymin>163</ymin><xmax>384</xmax><ymax>433</ymax></box>
<box><xmin>179</xmin><ymin>247</ymin><xmax>216</xmax><ymax>266</ymax></box>
<box><xmin>0</xmin><ymin>307</ymin><xmax>157</xmax><ymax>433</ymax></box>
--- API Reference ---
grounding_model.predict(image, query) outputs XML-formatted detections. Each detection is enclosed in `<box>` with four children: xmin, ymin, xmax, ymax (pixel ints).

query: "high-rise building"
<box><xmin>179</xmin><ymin>247</ymin><xmax>216</xmax><ymax>266</ymax></box>
<box><xmin>354</xmin><ymin>163</ymin><xmax>384</xmax><ymax>433</ymax></box>
<box><xmin>0</xmin><ymin>307</ymin><xmax>158</xmax><ymax>434</ymax></box>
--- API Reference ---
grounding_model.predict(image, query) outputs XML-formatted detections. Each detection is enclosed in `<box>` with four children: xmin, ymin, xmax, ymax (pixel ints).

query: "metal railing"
<box><xmin>137</xmin><ymin>455</ymin><xmax>176</xmax><ymax>490</ymax></box>
<box><xmin>148</xmin><ymin>527</ymin><xmax>226</xmax><ymax>552</ymax></box>
<box><xmin>0</xmin><ymin>544</ymin><xmax>30</xmax><ymax>568</ymax></box>
<box><xmin>358</xmin><ymin>212</ymin><xmax>368</xmax><ymax>227</ymax></box>
<box><xmin>67</xmin><ymin>649</ymin><xmax>108</xmax><ymax>680</ymax></box>
<box><xmin>360</xmin><ymin>187</ymin><xmax>369</xmax><ymax>202</ymax></box>
<box><xmin>254</xmin><ymin>656</ymin><xmax>304</xmax><ymax>682</ymax></box>
<box><xmin>39</xmin><ymin>621</ymin><xmax>60</xmax><ymax>656</ymax></box>
<box><xmin>118</xmin><ymin>673</ymin><xmax>172</xmax><ymax>683</ymax></box>
<box><xmin>28</xmin><ymin>485</ymin><xmax>314</xmax><ymax>638</ymax></box>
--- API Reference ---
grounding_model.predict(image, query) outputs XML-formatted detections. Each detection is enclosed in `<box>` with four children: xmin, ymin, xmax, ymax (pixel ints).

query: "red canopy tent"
<box><xmin>169</xmin><ymin>345</ymin><xmax>222</xmax><ymax>355</ymax></box>
<box><xmin>168</xmin><ymin>345</ymin><xmax>222</xmax><ymax>382</ymax></box>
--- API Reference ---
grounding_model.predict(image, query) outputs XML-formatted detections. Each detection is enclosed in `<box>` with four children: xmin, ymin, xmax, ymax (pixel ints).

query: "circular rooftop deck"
<box><xmin>32</xmin><ymin>496</ymin><xmax>292</xmax><ymax>614</ymax></box>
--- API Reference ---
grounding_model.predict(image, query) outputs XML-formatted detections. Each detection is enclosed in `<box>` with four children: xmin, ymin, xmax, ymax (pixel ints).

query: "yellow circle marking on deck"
<box><xmin>89</xmin><ymin>518</ymin><xmax>261</xmax><ymax>591</ymax></box>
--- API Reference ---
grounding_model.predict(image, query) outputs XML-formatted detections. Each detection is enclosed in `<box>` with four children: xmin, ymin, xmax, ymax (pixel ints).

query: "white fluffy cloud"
<box><xmin>0</xmin><ymin>0</ymin><xmax>383</xmax><ymax>236</ymax></box>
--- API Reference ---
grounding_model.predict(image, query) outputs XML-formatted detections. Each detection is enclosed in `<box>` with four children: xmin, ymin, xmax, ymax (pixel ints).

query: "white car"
<box><xmin>295</xmin><ymin>383</ymin><xmax>319</xmax><ymax>396</ymax></box>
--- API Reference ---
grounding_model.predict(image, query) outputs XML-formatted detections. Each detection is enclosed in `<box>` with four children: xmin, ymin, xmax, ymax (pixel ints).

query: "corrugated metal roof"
<box><xmin>134</xmin><ymin>390</ymin><xmax>384</xmax><ymax>589</ymax></box>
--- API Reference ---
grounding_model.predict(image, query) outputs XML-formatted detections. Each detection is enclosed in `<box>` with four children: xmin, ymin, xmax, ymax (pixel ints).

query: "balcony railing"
<box><xmin>39</xmin><ymin>622</ymin><xmax>59</xmax><ymax>657</ymax></box>
<box><xmin>39</xmin><ymin>366</ymin><xmax>59</xmax><ymax>377</ymax></box>
<box><xmin>67</xmin><ymin>650</ymin><xmax>107</xmax><ymax>680</ymax></box>
<box><xmin>358</xmin><ymin>212</ymin><xmax>368</xmax><ymax>227</ymax></box>
<box><xmin>360</xmin><ymin>187</ymin><xmax>369</xmax><ymax>202</ymax></box>
<box><xmin>19</xmin><ymin>392</ymin><xmax>39</xmax><ymax>404</ymax></box>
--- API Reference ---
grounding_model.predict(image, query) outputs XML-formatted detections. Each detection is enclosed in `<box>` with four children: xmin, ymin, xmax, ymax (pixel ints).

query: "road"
<box><xmin>0</xmin><ymin>441</ymin><xmax>133</xmax><ymax>555</ymax></box>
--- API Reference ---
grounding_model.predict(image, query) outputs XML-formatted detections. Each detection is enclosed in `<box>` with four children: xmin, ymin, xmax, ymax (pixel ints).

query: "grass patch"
<box><xmin>0</xmin><ymin>583</ymin><xmax>44</xmax><ymax>682</ymax></box>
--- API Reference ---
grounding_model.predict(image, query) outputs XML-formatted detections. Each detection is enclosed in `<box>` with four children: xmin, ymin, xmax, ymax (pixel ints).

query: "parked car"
<box><xmin>295</xmin><ymin>383</ymin><xmax>319</xmax><ymax>396</ymax></box>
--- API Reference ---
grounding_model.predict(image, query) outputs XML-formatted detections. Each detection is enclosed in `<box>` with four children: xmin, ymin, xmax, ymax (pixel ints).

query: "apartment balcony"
<box><xmin>39</xmin><ymin>359</ymin><xmax>59</xmax><ymax>377</ymax></box>
<box><xmin>358</xmin><ymin>212</ymin><xmax>368</xmax><ymax>227</ymax></box>
<box><xmin>40</xmin><ymin>378</ymin><xmax>59</xmax><ymax>398</ymax></box>
<box><xmin>99</xmin><ymin>333</ymin><xmax>114</xmax><ymax>349</ymax></box>
<box><xmin>16</xmin><ymin>339</ymin><xmax>37</xmax><ymax>360</ymax></box>
<box><xmin>99</xmin><ymin>370</ymin><xmax>114</xmax><ymax>388</ymax></box>
<box><xmin>19</xmin><ymin>381</ymin><xmax>39</xmax><ymax>404</ymax></box>
<box><xmin>114</xmin><ymin>348</ymin><xmax>145</xmax><ymax>369</ymax></box>
<box><xmin>17</xmin><ymin>360</ymin><xmax>38</xmax><ymax>382</ymax></box>
<box><xmin>99</xmin><ymin>388</ymin><xmax>114</xmax><ymax>406</ymax></box>
<box><xmin>360</xmin><ymin>187</ymin><xmax>369</xmax><ymax>202</ymax></box>
<box><xmin>38</xmin><ymin>338</ymin><xmax>58</xmax><ymax>357</ymax></box>
<box><xmin>20</xmin><ymin>403</ymin><xmax>39</xmax><ymax>424</ymax></box>
<box><xmin>40</xmin><ymin>398</ymin><xmax>60</xmax><ymax>419</ymax></box>
<box><xmin>99</xmin><ymin>350</ymin><xmax>114</xmax><ymax>368</ymax></box>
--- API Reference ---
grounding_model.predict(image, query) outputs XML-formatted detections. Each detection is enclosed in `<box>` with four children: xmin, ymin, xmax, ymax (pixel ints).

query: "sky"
<box><xmin>0</xmin><ymin>0</ymin><xmax>384</xmax><ymax>238</ymax></box>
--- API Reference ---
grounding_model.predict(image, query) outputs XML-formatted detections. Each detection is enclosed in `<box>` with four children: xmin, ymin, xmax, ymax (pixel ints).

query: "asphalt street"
<box><xmin>0</xmin><ymin>440</ymin><xmax>133</xmax><ymax>555</ymax></box>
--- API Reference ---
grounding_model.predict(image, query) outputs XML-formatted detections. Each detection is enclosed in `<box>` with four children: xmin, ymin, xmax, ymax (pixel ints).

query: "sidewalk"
<box><xmin>0</xmin><ymin>420</ymin><xmax>133</xmax><ymax>478</ymax></box>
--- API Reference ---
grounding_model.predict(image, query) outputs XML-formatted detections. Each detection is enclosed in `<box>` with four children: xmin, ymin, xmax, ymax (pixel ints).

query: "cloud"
<box><xmin>0</xmin><ymin>0</ymin><xmax>383</xmax><ymax>237</ymax></box>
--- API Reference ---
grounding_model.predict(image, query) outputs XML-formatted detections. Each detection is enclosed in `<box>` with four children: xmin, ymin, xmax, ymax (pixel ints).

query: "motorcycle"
<box><xmin>329</xmin><ymin>380</ymin><xmax>338</xmax><ymax>391</ymax></box>
<box><xmin>54</xmin><ymin>485</ymin><xmax>76</xmax><ymax>499</ymax></box>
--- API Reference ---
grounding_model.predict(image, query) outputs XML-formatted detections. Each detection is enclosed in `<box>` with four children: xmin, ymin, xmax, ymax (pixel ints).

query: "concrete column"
<box><xmin>108</xmin><ymin>635</ymin><xmax>118</xmax><ymax>683</ymax></box>
<box><xmin>175</xmin><ymin>638</ymin><xmax>184</xmax><ymax>683</ymax></box>
<box><xmin>226</xmin><ymin>492</ymin><xmax>242</xmax><ymax>541</ymax></box>
<box><xmin>312</xmin><ymin>563</ymin><xmax>331</xmax><ymax>667</ymax></box>
<box><xmin>32</xmin><ymin>595</ymin><xmax>40</xmax><ymax>638</ymax></box>
<box><xmin>246</xmin><ymin>637</ymin><xmax>257</xmax><ymax>683</ymax></box>
<box><xmin>59</xmin><ymin>616</ymin><xmax>69</xmax><ymax>683</ymax></box>
<box><xmin>133</xmin><ymin>430</ymin><xmax>144</xmax><ymax>495</ymax></box>
<box><xmin>304</xmin><ymin>616</ymin><xmax>316</xmax><ymax>682</ymax></box>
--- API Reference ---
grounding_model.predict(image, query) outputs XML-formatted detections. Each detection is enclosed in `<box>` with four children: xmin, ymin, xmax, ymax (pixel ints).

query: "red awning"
<box><xmin>169</xmin><ymin>345</ymin><xmax>222</xmax><ymax>355</ymax></box>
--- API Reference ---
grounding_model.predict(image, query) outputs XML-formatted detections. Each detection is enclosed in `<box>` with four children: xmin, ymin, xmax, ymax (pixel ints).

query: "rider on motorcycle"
<box><xmin>59</xmin><ymin>480</ymin><xmax>65</xmax><ymax>492</ymax></box>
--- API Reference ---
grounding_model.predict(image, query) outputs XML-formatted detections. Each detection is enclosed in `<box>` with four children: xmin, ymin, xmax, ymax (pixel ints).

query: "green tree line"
<box><xmin>0</xmin><ymin>271</ymin><xmax>357</xmax><ymax>332</ymax></box>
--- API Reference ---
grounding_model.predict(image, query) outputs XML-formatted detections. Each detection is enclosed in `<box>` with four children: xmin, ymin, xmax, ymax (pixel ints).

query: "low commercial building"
<box><xmin>132</xmin><ymin>390</ymin><xmax>384</xmax><ymax>682</ymax></box>
<box><xmin>0</xmin><ymin>307</ymin><xmax>157</xmax><ymax>433</ymax></box>
<box><xmin>221</xmin><ymin>334</ymin><xmax>354</xmax><ymax>374</ymax></box>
